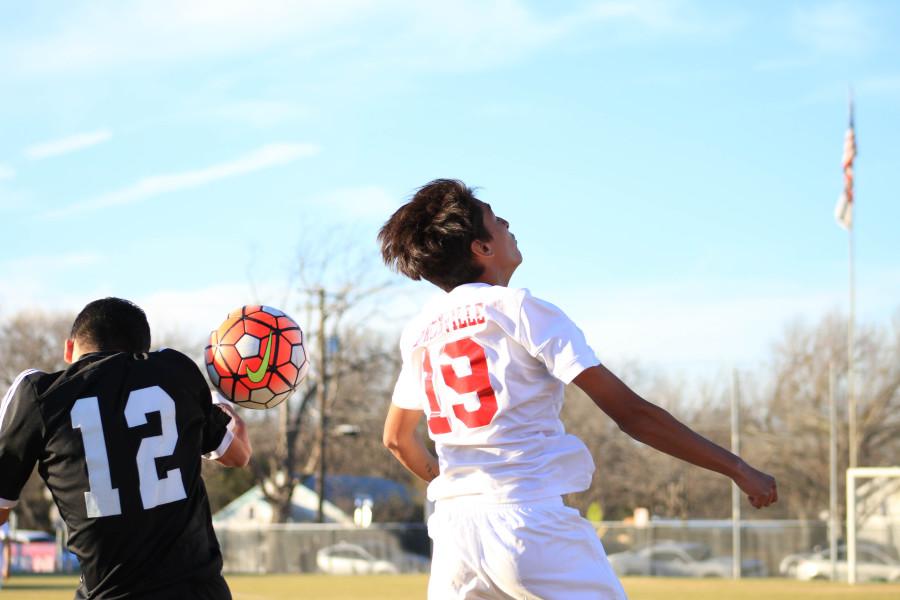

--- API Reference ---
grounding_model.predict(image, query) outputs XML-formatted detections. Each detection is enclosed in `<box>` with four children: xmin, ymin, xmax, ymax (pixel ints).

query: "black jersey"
<box><xmin>0</xmin><ymin>349</ymin><xmax>233</xmax><ymax>599</ymax></box>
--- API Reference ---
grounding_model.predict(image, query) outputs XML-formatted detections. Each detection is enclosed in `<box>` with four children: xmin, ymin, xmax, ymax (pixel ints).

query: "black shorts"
<box><xmin>75</xmin><ymin>573</ymin><xmax>232</xmax><ymax>600</ymax></box>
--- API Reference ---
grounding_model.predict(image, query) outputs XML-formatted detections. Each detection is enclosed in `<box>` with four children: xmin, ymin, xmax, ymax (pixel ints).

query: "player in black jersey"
<box><xmin>0</xmin><ymin>297</ymin><xmax>251</xmax><ymax>599</ymax></box>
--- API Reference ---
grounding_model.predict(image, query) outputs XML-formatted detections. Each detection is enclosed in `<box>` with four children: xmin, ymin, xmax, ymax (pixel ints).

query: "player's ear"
<box><xmin>471</xmin><ymin>239</ymin><xmax>493</xmax><ymax>258</ymax></box>
<box><xmin>64</xmin><ymin>338</ymin><xmax>75</xmax><ymax>364</ymax></box>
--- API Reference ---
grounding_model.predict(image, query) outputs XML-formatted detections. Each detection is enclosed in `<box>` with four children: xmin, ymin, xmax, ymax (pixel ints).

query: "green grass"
<box><xmin>622</xmin><ymin>578</ymin><xmax>900</xmax><ymax>599</ymax></box>
<box><xmin>2</xmin><ymin>574</ymin><xmax>899</xmax><ymax>599</ymax></box>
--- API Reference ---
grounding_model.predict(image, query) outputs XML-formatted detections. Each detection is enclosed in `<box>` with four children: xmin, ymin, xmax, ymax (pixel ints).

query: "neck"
<box><xmin>475</xmin><ymin>266</ymin><xmax>513</xmax><ymax>287</ymax></box>
<box><xmin>73</xmin><ymin>344</ymin><xmax>102</xmax><ymax>362</ymax></box>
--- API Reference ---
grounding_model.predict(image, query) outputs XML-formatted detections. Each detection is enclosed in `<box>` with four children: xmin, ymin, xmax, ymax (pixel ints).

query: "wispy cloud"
<box><xmin>211</xmin><ymin>100</ymin><xmax>310</xmax><ymax>127</ymax></box>
<box><xmin>0</xmin><ymin>252</ymin><xmax>104</xmax><ymax>306</ymax></box>
<box><xmin>315</xmin><ymin>186</ymin><xmax>397</xmax><ymax>219</ymax></box>
<box><xmin>858</xmin><ymin>75</ymin><xmax>900</xmax><ymax>98</ymax></box>
<box><xmin>793</xmin><ymin>76</ymin><xmax>897</xmax><ymax>108</ymax></box>
<box><xmin>3</xmin><ymin>252</ymin><xmax>103</xmax><ymax>271</ymax></box>
<box><xmin>791</xmin><ymin>1</ymin><xmax>876</xmax><ymax>56</ymax></box>
<box><xmin>563</xmin><ymin>267</ymin><xmax>900</xmax><ymax>375</ymax></box>
<box><xmin>139</xmin><ymin>283</ymin><xmax>276</xmax><ymax>347</ymax></box>
<box><xmin>0</xmin><ymin>261</ymin><xmax>267</xmax><ymax>331</ymax></box>
<box><xmin>752</xmin><ymin>56</ymin><xmax>815</xmax><ymax>73</ymax></box>
<box><xmin>379</xmin><ymin>0</ymin><xmax>738</xmax><ymax>72</ymax></box>
<box><xmin>2</xmin><ymin>0</ymin><xmax>374</xmax><ymax>74</ymax></box>
<box><xmin>578</xmin><ymin>0</ymin><xmax>739</xmax><ymax>37</ymax></box>
<box><xmin>45</xmin><ymin>142</ymin><xmax>319</xmax><ymax>218</ymax></box>
<box><xmin>575</xmin><ymin>286</ymin><xmax>839</xmax><ymax>369</ymax></box>
<box><xmin>0</xmin><ymin>252</ymin><xmax>103</xmax><ymax>321</ymax></box>
<box><xmin>0</xmin><ymin>164</ymin><xmax>14</xmax><ymax>180</ymax></box>
<box><xmin>25</xmin><ymin>130</ymin><xmax>112</xmax><ymax>159</ymax></box>
<box><xmin>2</xmin><ymin>0</ymin><xmax>731</xmax><ymax>76</ymax></box>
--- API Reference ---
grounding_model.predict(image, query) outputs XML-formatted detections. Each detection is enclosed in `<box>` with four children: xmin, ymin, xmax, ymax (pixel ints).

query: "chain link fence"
<box><xmin>215</xmin><ymin>522</ymin><xmax>430</xmax><ymax>574</ymax></box>
<box><xmin>595</xmin><ymin>520</ymin><xmax>830</xmax><ymax>578</ymax></box>
<box><xmin>11</xmin><ymin>519</ymin><xmax>900</xmax><ymax>580</ymax></box>
<box><xmin>213</xmin><ymin>520</ymin><xmax>834</xmax><ymax>577</ymax></box>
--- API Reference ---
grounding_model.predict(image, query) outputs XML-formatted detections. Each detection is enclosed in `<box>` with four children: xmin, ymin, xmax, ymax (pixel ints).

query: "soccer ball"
<box><xmin>204</xmin><ymin>305</ymin><xmax>309</xmax><ymax>409</ymax></box>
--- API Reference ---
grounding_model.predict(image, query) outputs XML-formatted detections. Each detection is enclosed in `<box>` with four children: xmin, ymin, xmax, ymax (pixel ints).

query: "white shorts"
<box><xmin>427</xmin><ymin>496</ymin><xmax>627</xmax><ymax>600</ymax></box>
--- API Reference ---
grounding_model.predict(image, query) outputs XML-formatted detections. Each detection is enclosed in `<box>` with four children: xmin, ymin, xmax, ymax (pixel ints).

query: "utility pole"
<box><xmin>730</xmin><ymin>369</ymin><xmax>742</xmax><ymax>579</ymax></box>
<box><xmin>315</xmin><ymin>288</ymin><xmax>328</xmax><ymax>523</ymax></box>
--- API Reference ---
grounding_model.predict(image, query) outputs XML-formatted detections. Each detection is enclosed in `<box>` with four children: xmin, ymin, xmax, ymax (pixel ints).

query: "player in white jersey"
<box><xmin>379</xmin><ymin>179</ymin><xmax>778</xmax><ymax>599</ymax></box>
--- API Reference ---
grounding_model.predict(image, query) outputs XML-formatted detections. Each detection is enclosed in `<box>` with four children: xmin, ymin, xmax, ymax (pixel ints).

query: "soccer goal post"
<box><xmin>846</xmin><ymin>467</ymin><xmax>900</xmax><ymax>584</ymax></box>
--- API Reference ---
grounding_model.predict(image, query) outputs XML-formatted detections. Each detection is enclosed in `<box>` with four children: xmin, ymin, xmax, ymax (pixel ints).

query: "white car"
<box><xmin>779</xmin><ymin>541</ymin><xmax>899</xmax><ymax>577</ymax></box>
<box><xmin>607</xmin><ymin>541</ymin><xmax>767</xmax><ymax>578</ymax></box>
<box><xmin>316</xmin><ymin>542</ymin><xmax>400</xmax><ymax>575</ymax></box>
<box><xmin>793</xmin><ymin>545</ymin><xmax>900</xmax><ymax>582</ymax></box>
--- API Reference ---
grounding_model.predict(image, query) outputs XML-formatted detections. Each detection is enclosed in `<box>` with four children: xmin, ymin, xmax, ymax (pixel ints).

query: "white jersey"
<box><xmin>391</xmin><ymin>283</ymin><xmax>600</xmax><ymax>502</ymax></box>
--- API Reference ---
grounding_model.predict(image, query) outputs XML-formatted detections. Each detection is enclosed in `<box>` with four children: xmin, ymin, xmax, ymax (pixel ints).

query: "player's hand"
<box><xmin>213</xmin><ymin>401</ymin><xmax>252</xmax><ymax>467</ymax></box>
<box><xmin>733</xmin><ymin>460</ymin><xmax>778</xmax><ymax>509</ymax></box>
<box><xmin>216</xmin><ymin>400</ymin><xmax>238</xmax><ymax>420</ymax></box>
<box><xmin>215</xmin><ymin>401</ymin><xmax>246</xmax><ymax>432</ymax></box>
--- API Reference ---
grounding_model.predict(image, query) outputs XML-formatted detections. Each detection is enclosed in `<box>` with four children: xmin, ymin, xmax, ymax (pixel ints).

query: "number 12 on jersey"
<box><xmin>422</xmin><ymin>338</ymin><xmax>498</xmax><ymax>435</ymax></box>
<box><xmin>71</xmin><ymin>386</ymin><xmax>187</xmax><ymax>518</ymax></box>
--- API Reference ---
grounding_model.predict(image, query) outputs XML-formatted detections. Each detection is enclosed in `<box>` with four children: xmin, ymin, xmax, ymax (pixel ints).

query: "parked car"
<box><xmin>793</xmin><ymin>545</ymin><xmax>900</xmax><ymax>582</ymax></box>
<box><xmin>5</xmin><ymin>529</ymin><xmax>54</xmax><ymax>543</ymax></box>
<box><xmin>607</xmin><ymin>541</ymin><xmax>767</xmax><ymax>578</ymax></box>
<box><xmin>316</xmin><ymin>542</ymin><xmax>429</xmax><ymax>575</ymax></box>
<box><xmin>779</xmin><ymin>540</ymin><xmax>900</xmax><ymax>577</ymax></box>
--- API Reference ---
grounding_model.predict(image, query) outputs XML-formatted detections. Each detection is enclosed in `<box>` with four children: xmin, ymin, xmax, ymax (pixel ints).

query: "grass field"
<box><xmin>2</xmin><ymin>574</ymin><xmax>899</xmax><ymax>599</ymax></box>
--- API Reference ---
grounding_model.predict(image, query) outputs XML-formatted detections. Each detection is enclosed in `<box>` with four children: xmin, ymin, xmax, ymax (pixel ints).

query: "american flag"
<box><xmin>834</xmin><ymin>103</ymin><xmax>856</xmax><ymax>230</ymax></box>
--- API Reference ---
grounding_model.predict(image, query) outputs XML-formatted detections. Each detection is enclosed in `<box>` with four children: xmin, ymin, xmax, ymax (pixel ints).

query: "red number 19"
<box><xmin>423</xmin><ymin>338</ymin><xmax>498</xmax><ymax>435</ymax></box>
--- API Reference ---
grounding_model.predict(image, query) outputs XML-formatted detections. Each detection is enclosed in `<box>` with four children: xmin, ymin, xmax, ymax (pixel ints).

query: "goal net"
<box><xmin>846</xmin><ymin>467</ymin><xmax>900</xmax><ymax>584</ymax></box>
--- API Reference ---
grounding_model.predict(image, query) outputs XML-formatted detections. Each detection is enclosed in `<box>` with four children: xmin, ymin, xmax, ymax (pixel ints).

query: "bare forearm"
<box><xmin>229</xmin><ymin>424</ymin><xmax>253</xmax><ymax>467</ymax></box>
<box><xmin>575</xmin><ymin>365</ymin><xmax>777</xmax><ymax>508</ymax></box>
<box><xmin>620</xmin><ymin>400</ymin><xmax>776</xmax><ymax>507</ymax></box>
<box><xmin>622</xmin><ymin>401</ymin><xmax>741</xmax><ymax>478</ymax></box>
<box><xmin>216</xmin><ymin>407</ymin><xmax>252</xmax><ymax>467</ymax></box>
<box><xmin>576</xmin><ymin>366</ymin><xmax>741</xmax><ymax>478</ymax></box>
<box><xmin>387</xmin><ymin>438</ymin><xmax>440</xmax><ymax>483</ymax></box>
<box><xmin>383</xmin><ymin>405</ymin><xmax>440</xmax><ymax>483</ymax></box>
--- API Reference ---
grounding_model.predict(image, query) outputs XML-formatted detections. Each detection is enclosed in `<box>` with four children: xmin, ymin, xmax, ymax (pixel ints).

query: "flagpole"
<box><xmin>848</xmin><ymin>211</ymin><xmax>856</xmax><ymax>470</ymax></box>
<box><xmin>846</xmin><ymin>90</ymin><xmax>857</xmax><ymax>471</ymax></box>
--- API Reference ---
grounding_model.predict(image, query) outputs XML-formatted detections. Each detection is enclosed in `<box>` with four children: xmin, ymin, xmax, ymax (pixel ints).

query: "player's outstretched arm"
<box><xmin>383</xmin><ymin>405</ymin><xmax>440</xmax><ymax>483</ymax></box>
<box><xmin>215</xmin><ymin>403</ymin><xmax>252</xmax><ymax>468</ymax></box>
<box><xmin>573</xmin><ymin>365</ymin><xmax>777</xmax><ymax>509</ymax></box>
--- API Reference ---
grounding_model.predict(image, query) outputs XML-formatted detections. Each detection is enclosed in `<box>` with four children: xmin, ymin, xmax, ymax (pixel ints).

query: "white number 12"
<box><xmin>71</xmin><ymin>386</ymin><xmax>187</xmax><ymax>518</ymax></box>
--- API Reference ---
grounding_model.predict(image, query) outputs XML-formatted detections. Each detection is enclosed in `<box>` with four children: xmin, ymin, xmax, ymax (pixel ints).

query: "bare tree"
<box><xmin>0</xmin><ymin>311</ymin><xmax>73</xmax><ymax>530</ymax></box>
<box><xmin>762</xmin><ymin>311</ymin><xmax>900</xmax><ymax>520</ymax></box>
<box><xmin>248</xmin><ymin>226</ymin><xmax>401</xmax><ymax>522</ymax></box>
<box><xmin>562</xmin><ymin>363</ymin><xmax>743</xmax><ymax>520</ymax></box>
<box><xmin>0</xmin><ymin>311</ymin><xmax>72</xmax><ymax>386</ymax></box>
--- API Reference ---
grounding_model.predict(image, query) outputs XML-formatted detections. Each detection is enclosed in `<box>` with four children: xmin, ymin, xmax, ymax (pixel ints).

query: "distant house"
<box><xmin>213</xmin><ymin>482</ymin><xmax>353</xmax><ymax>526</ymax></box>
<box><xmin>212</xmin><ymin>475</ymin><xmax>416</xmax><ymax>526</ymax></box>
<box><xmin>300</xmin><ymin>475</ymin><xmax>417</xmax><ymax>521</ymax></box>
<box><xmin>211</xmin><ymin>476</ymin><xmax>426</xmax><ymax>573</ymax></box>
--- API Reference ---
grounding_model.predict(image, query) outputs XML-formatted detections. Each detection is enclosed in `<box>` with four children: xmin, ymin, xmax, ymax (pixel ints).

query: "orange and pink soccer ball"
<box><xmin>205</xmin><ymin>305</ymin><xmax>309</xmax><ymax>409</ymax></box>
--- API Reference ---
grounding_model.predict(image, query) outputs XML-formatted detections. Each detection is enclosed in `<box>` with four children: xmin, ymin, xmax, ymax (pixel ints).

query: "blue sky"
<box><xmin>1</xmin><ymin>0</ymin><xmax>898</xmax><ymax>377</ymax></box>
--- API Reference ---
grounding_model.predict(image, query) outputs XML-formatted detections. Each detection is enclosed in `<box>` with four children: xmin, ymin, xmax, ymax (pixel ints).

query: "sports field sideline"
<box><xmin>3</xmin><ymin>575</ymin><xmax>899</xmax><ymax>599</ymax></box>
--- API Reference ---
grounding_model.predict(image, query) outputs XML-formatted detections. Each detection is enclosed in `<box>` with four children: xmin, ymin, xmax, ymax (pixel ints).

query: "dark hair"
<box><xmin>70</xmin><ymin>297</ymin><xmax>151</xmax><ymax>353</ymax></box>
<box><xmin>378</xmin><ymin>179</ymin><xmax>491</xmax><ymax>291</ymax></box>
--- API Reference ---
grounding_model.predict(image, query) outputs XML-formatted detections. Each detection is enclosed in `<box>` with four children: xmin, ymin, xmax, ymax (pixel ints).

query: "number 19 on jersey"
<box><xmin>422</xmin><ymin>337</ymin><xmax>499</xmax><ymax>435</ymax></box>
